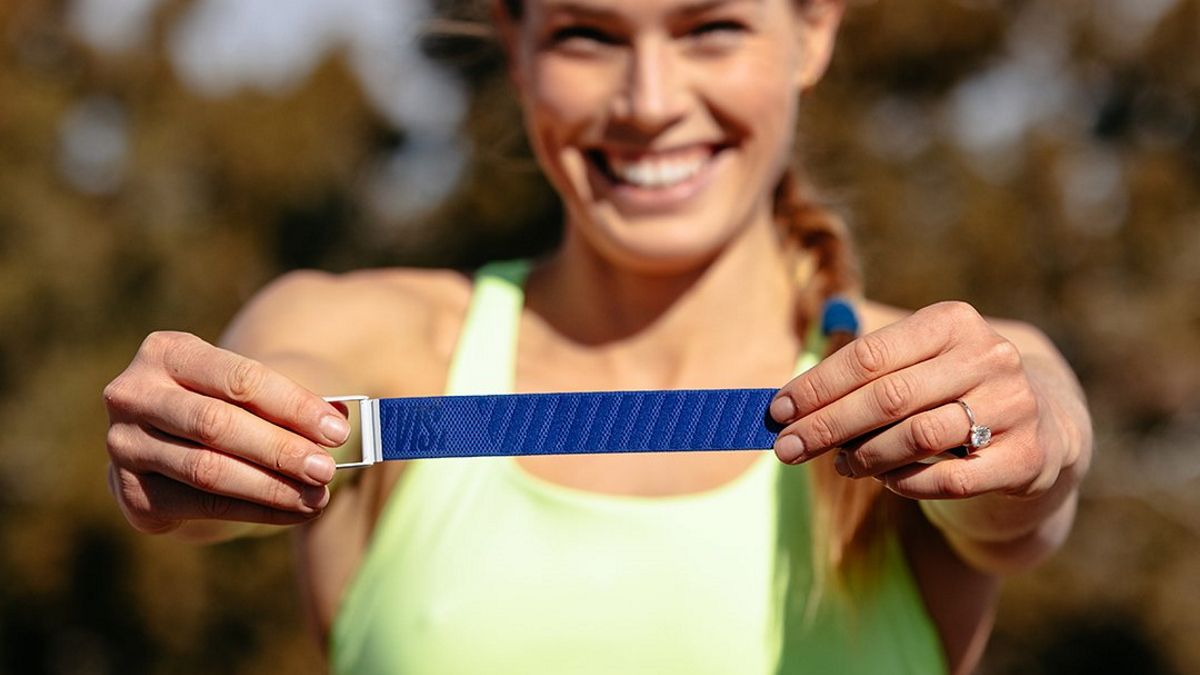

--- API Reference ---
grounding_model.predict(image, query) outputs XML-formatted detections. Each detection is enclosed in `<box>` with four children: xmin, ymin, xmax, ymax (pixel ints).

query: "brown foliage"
<box><xmin>1</xmin><ymin>0</ymin><xmax>1197</xmax><ymax>672</ymax></box>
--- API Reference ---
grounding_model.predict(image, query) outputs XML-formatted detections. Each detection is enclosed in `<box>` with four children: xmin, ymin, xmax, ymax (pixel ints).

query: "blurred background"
<box><xmin>1</xmin><ymin>0</ymin><xmax>1197</xmax><ymax>672</ymax></box>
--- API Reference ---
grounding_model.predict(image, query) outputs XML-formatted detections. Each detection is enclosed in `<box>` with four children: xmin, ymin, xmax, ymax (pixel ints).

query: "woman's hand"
<box><xmin>103</xmin><ymin>331</ymin><xmax>350</xmax><ymax>537</ymax></box>
<box><xmin>769</xmin><ymin>301</ymin><xmax>1092</xmax><ymax>571</ymax></box>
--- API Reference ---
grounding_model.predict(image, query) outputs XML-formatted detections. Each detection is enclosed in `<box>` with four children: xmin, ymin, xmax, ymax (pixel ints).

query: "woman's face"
<box><xmin>501</xmin><ymin>0</ymin><xmax>843</xmax><ymax>273</ymax></box>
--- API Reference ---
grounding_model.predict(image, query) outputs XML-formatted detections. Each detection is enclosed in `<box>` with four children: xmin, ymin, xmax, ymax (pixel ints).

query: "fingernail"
<box><xmin>774</xmin><ymin>434</ymin><xmax>806</xmax><ymax>464</ymax></box>
<box><xmin>301</xmin><ymin>485</ymin><xmax>330</xmax><ymax>510</ymax></box>
<box><xmin>769</xmin><ymin>395</ymin><xmax>796</xmax><ymax>423</ymax></box>
<box><xmin>834</xmin><ymin>451</ymin><xmax>853</xmax><ymax>478</ymax></box>
<box><xmin>304</xmin><ymin>453</ymin><xmax>336</xmax><ymax>483</ymax></box>
<box><xmin>320</xmin><ymin>414</ymin><xmax>350</xmax><ymax>445</ymax></box>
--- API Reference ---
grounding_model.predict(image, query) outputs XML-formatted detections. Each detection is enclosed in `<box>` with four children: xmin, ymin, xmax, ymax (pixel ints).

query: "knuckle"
<box><xmin>849</xmin><ymin>445</ymin><xmax>879</xmax><ymax>473</ymax></box>
<box><xmin>113</xmin><ymin>470</ymin><xmax>180</xmax><ymax>534</ymax></box>
<box><xmin>987</xmin><ymin>339</ymin><xmax>1023</xmax><ymax>372</ymax></box>
<box><xmin>790</xmin><ymin>376</ymin><xmax>827</xmax><ymax>414</ymax></box>
<box><xmin>105</xmin><ymin>424</ymin><xmax>132</xmax><ymax>460</ymax></box>
<box><xmin>851</xmin><ymin>333</ymin><xmax>890</xmax><ymax>375</ymax></box>
<box><xmin>102</xmin><ymin>376</ymin><xmax>148</xmax><ymax>416</ymax></box>
<box><xmin>939</xmin><ymin>464</ymin><xmax>974</xmax><ymax>499</ymax></box>
<box><xmin>271</xmin><ymin>438</ymin><xmax>308</xmax><ymax>474</ymax></box>
<box><xmin>138</xmin><ymin>331</ymin><xmax>168</xmax><ymax>358</ymax></box>
<box><xmin>875</xmin><ymin>375</ymin><xmax>913</xmax><ymax>418</ymax></box>
<box><xmin>191</xmin><ymin>400</ymin><xmax>231</xmax><ymax>447</ymax></box>
<box><xmin>197</xmin><ymin>491</ymin><xmax>234</xmax><ymax>520</ymax></box>
<box><xmin>225</xmin><ymin>358</ymin><xmax>266</xmax><ymax>403</ymax></box>
<box><xmin>1012</xmin><ymin>385</ymin><xmax>1039</xmax><ymax>420</ymax></box>
<box><xmin>1014</xmin><ymin>442</ymin><xmax>1051</xmax><ymax>495</ymax></box>
<box><xmin>114</xmin><ymin>470</ymin><xmax>151</xmax><ymax>515</ymax></box>
<box><xmin>185</xmin><ymin>450</ymin><xmax>226</xmax><ymax>492</ymax></box>
<box><xmin>939</xmin><ymin>300</ymin><xmax>980</xmax><ymax>324</ymax></box>
<box><xmin>101</xmin><ymin>378</ymin><xmax>128</xmax><ymax>411</ymax></box>
<box><xmin>805</xmin><ymin>413</ymin><xmax>841</xmax><ymax>450</ymax></box>
<box><xmin>141</xmin><ymin>331</ymin><xmax>189</xmax><ymax>360</ymax></box>
<box><xmin>266</xmin><ymin>478</ymin><xmax>300</xmax><ymax>510</ymax></box>
<box><xmin>911</xmin><ymin>413</ymin><xmax>950</xmax><ymax>453</ymax></box>
<box><xmin>157</xmin><ymin>332</ymin><xmax>206</xmax><ymax>378</ymax></box>
<box><xmin>287</xmin><ymin>391</ymin><xmax>321</xmax><ymax>428</ymax></box>
<box><xmin>265</xmin><ymin>429</ymin><xmax>307</xmax><ymax>473</ymax></box>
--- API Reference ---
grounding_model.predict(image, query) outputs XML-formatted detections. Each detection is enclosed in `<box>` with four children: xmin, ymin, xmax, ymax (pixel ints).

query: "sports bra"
<box><xmin>330</xmin><ymin>260</ymin><xmax>947</xmax><ymax>674</ymax></box>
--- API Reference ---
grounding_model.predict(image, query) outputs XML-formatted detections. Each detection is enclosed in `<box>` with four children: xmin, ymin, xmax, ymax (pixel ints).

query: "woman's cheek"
<box><xmin>532</xmin><ymin>60</ymin><xmax>615</xmax><ymax>127</ymax></box>
<box><xmin>712</xmin><ymin>52</ymin><xmax>795</xmax><ymax>116</ymax></box>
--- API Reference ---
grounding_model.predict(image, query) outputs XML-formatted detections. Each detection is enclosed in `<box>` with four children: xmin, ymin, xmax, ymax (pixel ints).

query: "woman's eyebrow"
<box><xmin>540</xmin><ymin>1</ymin><xmax>619</xmax><ymax>20</ymax></box>
<box><xmin>675</xmin><ymin>0</ymin><xmax>762</xmax><ymax>16</ymax></box>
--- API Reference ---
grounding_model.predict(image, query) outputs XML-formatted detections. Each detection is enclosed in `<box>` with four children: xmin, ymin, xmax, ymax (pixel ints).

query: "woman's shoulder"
<box><xmin>857</xmin><ymin>299</ymin><xmax>912</xmax><ymax>333</ymax></box>
<box><xmin>260</xmin><ymin>265</ymin><xmax>472</xmax><ymax>305</ymax></box>
<box><xmin>221</xmin><ymin>267</ymin><xmax>476</xmax><ymax>391</ymax></box>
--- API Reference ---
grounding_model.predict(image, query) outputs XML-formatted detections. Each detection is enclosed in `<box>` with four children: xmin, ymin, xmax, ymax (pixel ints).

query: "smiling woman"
<box><xmin>101</xmin><ymin>0</ymin><xmax>1093</xmax><ymax>674</ymax></box>
<box><xmin>506</xmin><ymin>0</ymin><xmax>826</xmax><ymax>275</ymax></box>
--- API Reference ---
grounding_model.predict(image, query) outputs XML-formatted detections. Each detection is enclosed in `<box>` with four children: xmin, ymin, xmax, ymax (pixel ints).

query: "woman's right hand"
<box><xmin>103</xmin><ymin>331</ymin><xmax>349</xmax><ymax>536</ymax></box>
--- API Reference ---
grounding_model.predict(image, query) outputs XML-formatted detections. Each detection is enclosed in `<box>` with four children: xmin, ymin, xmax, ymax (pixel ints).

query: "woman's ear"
<box><xmin>791</xmin><ymin>0</ymin><xmax>845</xmax><ymax>91</ymax></box>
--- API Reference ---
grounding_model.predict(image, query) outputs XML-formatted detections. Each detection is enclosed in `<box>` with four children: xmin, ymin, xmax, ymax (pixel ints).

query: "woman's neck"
<box><xmin>524</xmin><ymin>215</ymin><xmax>801</xmax><ymax>389</ymax></box>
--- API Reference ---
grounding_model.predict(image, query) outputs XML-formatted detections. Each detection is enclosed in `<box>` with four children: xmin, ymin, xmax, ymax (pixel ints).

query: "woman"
<box><xmin>103</xmin><ymin>0</ymin><xmax>1092</xmax><ymax>672</ymax></box>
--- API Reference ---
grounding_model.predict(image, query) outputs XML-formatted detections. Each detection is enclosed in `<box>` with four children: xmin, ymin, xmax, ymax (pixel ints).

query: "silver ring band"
<box><xmin>955</xmin><ymin>399</ymin><xmax>992</xmax><ymax>453</ymax></box>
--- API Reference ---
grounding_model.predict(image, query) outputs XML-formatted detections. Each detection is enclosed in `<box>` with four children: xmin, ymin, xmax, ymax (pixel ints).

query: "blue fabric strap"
<box><xmin>376</xmin><ymin>388</ymin><xmax>783</xmax><ymax>460</ymax></box>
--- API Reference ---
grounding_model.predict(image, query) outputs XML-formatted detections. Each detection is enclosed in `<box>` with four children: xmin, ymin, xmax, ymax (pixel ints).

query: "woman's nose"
<box><xmin>615</xmin><ymin>38</ymin><xmax>689</xmax><ymax>133</ymax></box>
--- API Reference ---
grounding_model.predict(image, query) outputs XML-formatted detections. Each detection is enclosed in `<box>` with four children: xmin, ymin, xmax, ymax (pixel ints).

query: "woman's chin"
<box><xmin>575</xmin><ymin>221</ymin><xmax>733</xmax><ymax>277</ymax></box>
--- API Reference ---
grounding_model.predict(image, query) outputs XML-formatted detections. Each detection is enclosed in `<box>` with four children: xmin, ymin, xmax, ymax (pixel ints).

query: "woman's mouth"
<box><xmin>585</xmin><ymin>144</ymin><xmax>729</xmax><ymax>212</ymax></box>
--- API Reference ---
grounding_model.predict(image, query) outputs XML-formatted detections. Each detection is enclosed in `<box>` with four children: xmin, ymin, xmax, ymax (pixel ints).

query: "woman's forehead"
<box><xmin>527</xmin><ymin>0</ymin><xmax>774</xmax><ymax>19</ymax></box>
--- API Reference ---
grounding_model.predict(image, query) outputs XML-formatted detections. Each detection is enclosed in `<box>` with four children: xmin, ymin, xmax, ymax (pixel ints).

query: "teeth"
<box><xmin>606</xmin><ymin>149</ymin><xmax>711</xmax><ymax>188</ymax></box>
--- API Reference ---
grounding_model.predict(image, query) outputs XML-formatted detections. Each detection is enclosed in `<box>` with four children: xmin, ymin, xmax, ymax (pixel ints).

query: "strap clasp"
<box><xmin>322</xmin><ymin>395</ymin><xmax>382</xmax><ymax>469</ymax></box>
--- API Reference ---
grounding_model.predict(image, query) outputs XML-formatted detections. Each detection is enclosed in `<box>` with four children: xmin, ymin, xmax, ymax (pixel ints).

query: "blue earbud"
<box><xmin>820</xmin><ymin>297</ymin><xmax>859</xmax><ymax>337</ymax></box>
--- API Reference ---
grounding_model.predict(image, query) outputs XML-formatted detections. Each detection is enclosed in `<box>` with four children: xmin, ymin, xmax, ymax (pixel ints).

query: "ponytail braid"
<box><xmin>772</xmin><ymin>166</ymin><xmax>860</xmax><ymax>336</ymax></box>
<box><xmin>771</xmin><ymin>167</ymin><xmax>887</xmax><ymax>594</ymax></box>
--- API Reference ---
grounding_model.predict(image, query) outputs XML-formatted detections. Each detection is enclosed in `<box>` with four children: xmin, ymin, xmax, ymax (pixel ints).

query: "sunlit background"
<box><xmin>1</xmin><ymin>0</ymin><xmax>1197</xmax><ymax>672</ymax></box>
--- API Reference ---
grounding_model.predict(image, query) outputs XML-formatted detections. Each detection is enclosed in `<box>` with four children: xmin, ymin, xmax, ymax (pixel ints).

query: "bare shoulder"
<box><xmin>857</xmin><ymin>298</ymin><xmax>912</xmax><ymax>333</ymax></box>
<box><xmin>221</xmin><ymin>267</ymin><xmax>474</xmax><ymax>391</ymax></box>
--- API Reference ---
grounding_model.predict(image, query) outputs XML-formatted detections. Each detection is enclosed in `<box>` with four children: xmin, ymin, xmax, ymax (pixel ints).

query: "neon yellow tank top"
<box><xmin>330</xmin><ymin>260</ymin><xmax>947</xmax><ymax>674</ymax></box>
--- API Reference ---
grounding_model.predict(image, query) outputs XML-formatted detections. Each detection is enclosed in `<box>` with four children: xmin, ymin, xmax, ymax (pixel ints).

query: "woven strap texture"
<box><xmin>377</xmin><ymin>388</ymin><xmax>784</xmax><ymax>460</ymax></box>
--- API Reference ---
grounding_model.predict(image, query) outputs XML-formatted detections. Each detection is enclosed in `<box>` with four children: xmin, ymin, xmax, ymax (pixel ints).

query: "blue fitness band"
<box><xmin>325</xmin><ymin>389</ymin><xmax>784</xmax><ymax>469</ymax></box>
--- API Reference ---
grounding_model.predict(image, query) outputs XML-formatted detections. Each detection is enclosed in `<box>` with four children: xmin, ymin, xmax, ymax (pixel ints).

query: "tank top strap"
<box><xmin>444</xmin><ymin>259</ymin><xmax>531</xmax><ymax>396</ymax></box>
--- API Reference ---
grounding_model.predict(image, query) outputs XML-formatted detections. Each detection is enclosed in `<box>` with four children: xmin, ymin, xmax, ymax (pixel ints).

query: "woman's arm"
<box><xmin>917</xmin><ymin>320</ymin><xmax>1092</xmax><ymax>573</ymax></box>
<box><xmin>769</xmin><ymin>300</ymin><xmax>1093</xmax><ymax>575</ymax></box>
<box><xmin>103</xmin><ymin>270</ymin><xmax>372</xmax><ymax>544</ymax></box>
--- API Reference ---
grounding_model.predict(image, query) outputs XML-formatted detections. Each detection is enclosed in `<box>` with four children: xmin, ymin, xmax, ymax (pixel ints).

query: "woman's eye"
<box><xmin>688</xmin><ymin>20</ymin><xmax>748</xmax><ymax>48</ymax></box>
<box><xmin>693</xmin><ymin>21</ymin><xmax>746</xmax><ymax>37</ymax></box>
<box><xmin>550</xmin><ymin>25</ymin><xmax>619</xmax><ymax>48</ymax></box>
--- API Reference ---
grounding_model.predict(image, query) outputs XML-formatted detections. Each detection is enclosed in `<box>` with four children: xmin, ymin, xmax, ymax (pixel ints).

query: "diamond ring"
<box><xmin>955</xmin><ymin>399</ymin><xmax>991</xmax><ymax>453</ymax></box>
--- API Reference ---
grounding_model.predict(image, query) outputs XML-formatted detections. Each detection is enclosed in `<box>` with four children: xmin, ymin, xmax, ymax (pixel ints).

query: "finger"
<box><xmin>110</xmin><ymin>465</ymin><xmax>324</xmax><ymax>534</ymax></box>
<box><xmin>837</xmin><ymin>402</ymin><xmax>987</xmax><ymax>478</ymax></box>
<box><xmin>124</xmin><ymin>387</ymin><xmax>337</xmax><ymax>486</ymax></box>
<box><xmin>109</xmin><ymin>421</ymin><xmax>331</xmax><ymax>512</ymax></box>
<box><xmin>774</xmin><ymin>356</ymin><xmax>979</xmax><ymax>464</ymax></box>
<box><xmin>772</xmin><ymin>302</ymin><xmax>969</xmax><ymax>422</ymax></box>
<box><xmin>876</xmin><ymin>443</ymin><xmax>1038</xmax><ymax>500</ymax></box>
<box><xmin>157</xmin><ymin>334</ymin><xmax>349</xmax><ymax>447</ymax></box>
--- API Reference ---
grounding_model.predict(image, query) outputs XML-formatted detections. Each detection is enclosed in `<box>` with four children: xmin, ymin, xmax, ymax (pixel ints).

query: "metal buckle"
<box><xmin>322</xmin><ymin>395</ymin><xmax>382</xmax><ymax>469</ymax></box>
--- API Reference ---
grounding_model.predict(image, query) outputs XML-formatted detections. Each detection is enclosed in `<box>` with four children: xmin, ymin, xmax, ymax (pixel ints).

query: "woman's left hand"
<box><xmin>769</xmin><ymin>301</ymin><xmax>1084</xmax><ymax>504</ymax></box>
